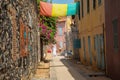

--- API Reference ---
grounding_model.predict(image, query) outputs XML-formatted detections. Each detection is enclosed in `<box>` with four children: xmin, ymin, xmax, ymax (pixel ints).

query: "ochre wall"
<box><xmin>75</xmin><ymin>0</ymin><xmax>105</xmax><ymax>70</ymax></box>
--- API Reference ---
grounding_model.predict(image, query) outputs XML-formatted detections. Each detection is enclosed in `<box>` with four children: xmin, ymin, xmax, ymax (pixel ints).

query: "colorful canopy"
<box><xmin>40</xmin><ymin>1</ymin><xmax>79</xmax><ymax>17</ymax></box>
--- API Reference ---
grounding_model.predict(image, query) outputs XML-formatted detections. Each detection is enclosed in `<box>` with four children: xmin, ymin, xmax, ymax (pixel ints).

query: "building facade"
<box><xmin>105</xmin><ymin>0</ymin><xmax>120</xmax><ymax>80</ymax></box>
<box><xmin>75</xmin><ymin>0</ymin><xmax>105</xmax><ymax>71</ymax></box>
<box><xmin>55</xmin><ymin>18</ymin><xmax>66</xmax><ymax>54</ymax></box>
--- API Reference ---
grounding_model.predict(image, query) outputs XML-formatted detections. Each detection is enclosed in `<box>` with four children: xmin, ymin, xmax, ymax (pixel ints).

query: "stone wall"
<box><xmin>0</xmin><ymin>0</ymin><xmax>39</xmax><ymax>79</ymax></box>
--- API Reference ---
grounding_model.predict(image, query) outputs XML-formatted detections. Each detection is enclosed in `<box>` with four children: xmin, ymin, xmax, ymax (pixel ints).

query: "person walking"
<box><xmin>52</xmin><ymin>44</ymin><xmax>57</xmax><ymax>57</ymax></box>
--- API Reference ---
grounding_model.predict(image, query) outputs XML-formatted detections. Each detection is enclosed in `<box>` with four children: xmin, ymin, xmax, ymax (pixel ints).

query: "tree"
<box><xmin>37</xmin><ymin>0</ymin><xmax>57</xmax><ymax>61</ymax></box>
<box><xmin>37</xmin><ymin>0</ymin><xmax>57</xmax><ymax>45</ymax></box>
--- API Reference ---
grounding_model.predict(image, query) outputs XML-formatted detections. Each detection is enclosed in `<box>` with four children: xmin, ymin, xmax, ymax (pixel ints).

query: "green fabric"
<box><xmin>67</xmin><ymin>3</ymin><xmax>77</xmax><ymax>16</ymax></box>
<box><xmin>76</xmin><ymin>2</ymin><xmax>80</xmax><ymax>15</ymax></box>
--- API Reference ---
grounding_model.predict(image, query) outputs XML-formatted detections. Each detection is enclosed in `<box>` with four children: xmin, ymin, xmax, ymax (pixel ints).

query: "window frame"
<box><xmin>93</xmin><ymin>0</ymin><xmax>96</xmax><ymax>10</ymax></box>
<box><xmin>76</xmin><ymin>1</ymin><xmax>81</xmax><ymax>20</ymax></box>
<box><xmin>81</xmin><ymin>0</ymin><xmax>84</xmax><ymax>17</ymax></box>
<box><xmin>87</xmin><ymin>0</ymin><xmax>90</xmax><ymax>13</ymax></box>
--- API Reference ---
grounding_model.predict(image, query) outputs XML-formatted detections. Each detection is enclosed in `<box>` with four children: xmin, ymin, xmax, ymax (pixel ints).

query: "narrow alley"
<box><xmin>32</xmin><ymin>55</ymin><xmax>111</xmax><ymax>80</ymax></box>
<box><xmin>50</xmin><ymin>56</ymin><xmax>85</xmax><ymax>80</ymax></box>
<box><xmin>0</xmin><ymin>0</ymin><xmax>120</xmax><ymax>80</ymax></box>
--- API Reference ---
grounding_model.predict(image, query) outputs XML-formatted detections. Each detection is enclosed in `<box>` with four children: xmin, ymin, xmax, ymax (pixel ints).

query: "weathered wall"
<box><xmin>75</xmin><ymin>0</ymin><xmax>105</xmax><ymax>70</ymax></box>
<box><xmin>105</xmin><ymin>0</ymin><xmax>120</xmax><ymax>80</ymax></box>
<box><xmin>0</xmin><ymin>0</ymin><xmax>39</xmax><ymax>79</ymax></box>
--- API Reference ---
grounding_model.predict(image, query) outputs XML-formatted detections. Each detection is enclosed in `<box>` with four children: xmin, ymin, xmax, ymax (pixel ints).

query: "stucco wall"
<box><xmin>75</xmin><ymin>0</ymin><xmax>105</xmax><ymax>70</ymax></box>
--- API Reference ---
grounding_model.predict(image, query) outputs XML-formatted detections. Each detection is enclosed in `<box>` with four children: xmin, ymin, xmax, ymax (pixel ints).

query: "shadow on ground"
<box><xmin>60</xmin><ymin>57</ymin><xmax>112</xmax><ymax>80</ymax></box>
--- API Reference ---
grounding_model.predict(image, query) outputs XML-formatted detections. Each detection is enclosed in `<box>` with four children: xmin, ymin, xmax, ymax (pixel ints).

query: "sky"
<box><xmin>52</xmin><ymin>0</ymin><xmax>74</xmax><ymax>4</ymax></box>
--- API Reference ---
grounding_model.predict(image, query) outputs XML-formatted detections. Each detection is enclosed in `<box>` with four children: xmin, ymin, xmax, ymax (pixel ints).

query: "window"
<box><xmin>93</xmin><ymin>0</ymin><xmax>96</xmax><ymax>9</ymax></box>
<box><xmin>88</xmin><ymin>36</ymin><xmax>91</xmax><ymax>52</ymax></box>
<box><xmin>81</xmin><ymin>0</ymin><xmax>84</xmax><ymax>17</ymax></box>
<box><xmin>77</xmin><ymin>1</ymin><xmax>81</xmax><ymax>20</ymax></box>
<box><xmin>73</xmin><ymin>39</ymin><xmax>81</xmax><ymax>48</ymax></box>
<box><xmin>59</xmin><ymin>41</ymin><xmax>63</xmax><ymax>48</ymax></box>
<box><xmin>58</xmin><ymin>27</ymin><xmax>63</xmax><ymax>35</ymax></box>
<box><xmin>98</xmin><ymin>0</ymin><xmax>102</xmax><ymax>5</ymax></box>
<box><xmin>88</xmin><ymin>36</ymin><xmax>92</xmax><ymax>64</ymax></box>
<box><xmin>87</xmin><ymin>0</ymin><xmax>90</xmax><ymax>13</ymax></box>
<box><xmin>112</xmin><ymin>19</ymin><xmax>119</xmax><ymax>52</ymax></box>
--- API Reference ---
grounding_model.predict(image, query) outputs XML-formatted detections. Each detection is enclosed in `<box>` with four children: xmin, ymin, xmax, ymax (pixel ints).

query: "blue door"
<box><xmin>95</xmin><ymin>34</ymin><xmax>105</xmax><ymax>69</ymax></box>
<box><xmin>95</xmin><ymin>35</ymin><xmax>101</xmax><ymax>68</ymax></box>
<box><xmin>83</xmin><ymin>37</ymin><xmax>86</xmax><ymax>62</ymax></box>
<box><xmin>88</xmin><ymin>36</ymin><xmax>92</xmax><ymax>65</ymax></box>
<box><xmin>100</xmin><ymin>34</ymin><xmax>105</xmax><ymax>70</ymax></box>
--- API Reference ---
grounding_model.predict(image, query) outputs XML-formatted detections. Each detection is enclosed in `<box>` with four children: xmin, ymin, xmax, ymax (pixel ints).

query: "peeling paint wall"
<box><xmin>74</xmin><ymin>0</ymin><xmax>105</xmax><ymax>71</ymax></box>
<box><xmin>105</xmin><ymin>0</ymin><xmax>120</xmax><ymax>80</ymax></box>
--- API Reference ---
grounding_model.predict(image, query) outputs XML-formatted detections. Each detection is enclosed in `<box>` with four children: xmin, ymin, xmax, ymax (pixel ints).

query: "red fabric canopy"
<box><xmin>40</xmin><ymin>1</ymin><xmax>52</xmax><ymax>16</ymax></box>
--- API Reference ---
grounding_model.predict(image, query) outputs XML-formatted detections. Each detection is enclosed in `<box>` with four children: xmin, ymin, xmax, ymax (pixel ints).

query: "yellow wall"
<box><xmin>75</xmin><ymin>0</ymin><xmax>105</xmax><ymax>70</ymax></box>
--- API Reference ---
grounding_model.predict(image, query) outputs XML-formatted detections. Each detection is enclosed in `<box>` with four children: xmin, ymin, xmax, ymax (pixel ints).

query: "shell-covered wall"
<box><xmin>0</xmin><ymin>0</ymin><xmax>39</xmax><ymax>79</ymax></box>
